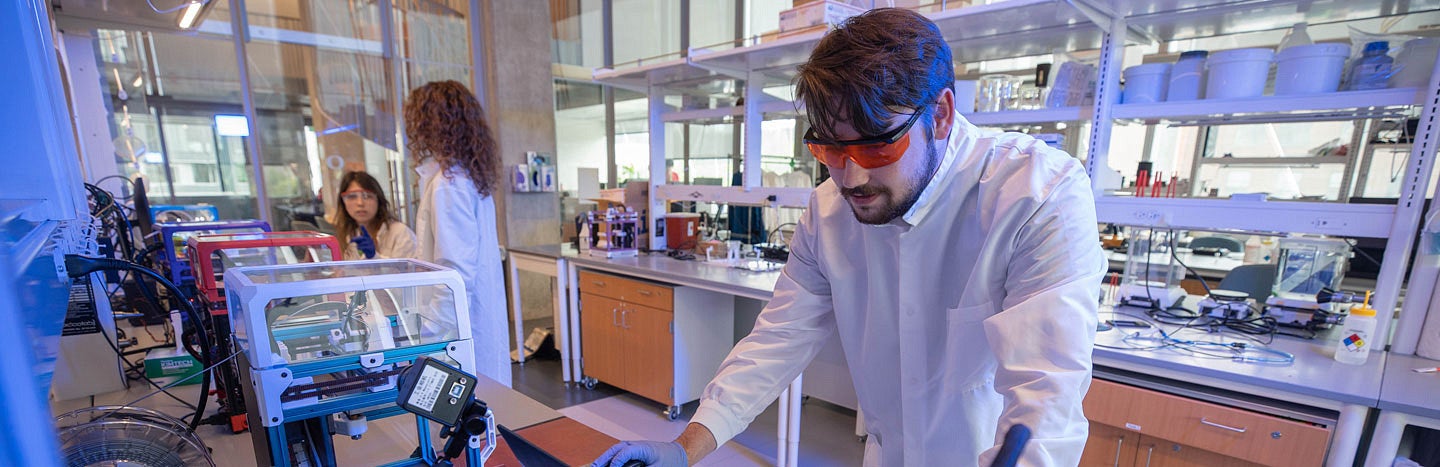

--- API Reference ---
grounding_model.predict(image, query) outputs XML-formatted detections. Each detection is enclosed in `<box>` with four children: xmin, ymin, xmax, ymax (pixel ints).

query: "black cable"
<box><xmin>102</xmin><ymin>328</ymin><xmax>199</xmax><ymax>413</ymax></box>
<box><xmin>65</xmin><ymin>255</ymin><xmax>212</xmax><ymax>431</ymax></box>
<box><xmin>1168</xmin><ymin>230</ymin><xmax>1213</xmax><ymax>296</ymax></box>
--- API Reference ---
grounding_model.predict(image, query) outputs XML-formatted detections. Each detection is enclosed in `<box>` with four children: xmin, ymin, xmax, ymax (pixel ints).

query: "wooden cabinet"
<box><xmin>1083</xmin><ymin>379</ymin><xmax>1331</xmax><ymax>466</ymax></box>
<box><xmin>578</xmin><ymin>271</ymin><xmax>733</xmax><ymax>419</ymax></box>
<box><xmin>1133</xmin><ymin>435</ymin><xmax>1262</xmax><ymax>467</ymax></box>
<box><xmin>1080</xmin><ymin>422</ymin><xmax>1139</xmax><ymax>467</ymax></box>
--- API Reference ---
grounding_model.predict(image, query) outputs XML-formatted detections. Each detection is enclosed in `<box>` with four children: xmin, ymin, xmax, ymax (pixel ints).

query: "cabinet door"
<box><xmin>621</xmin><ymin>303</ymin><xmax>675</xmax><ymax>405</ymax></box>
<box><xmin>1132</xmin><ymin>436</ymin><xmax>1262</xmax><ymax>467</ymax></box>
<box><xmin>580</xmin><ymin>293</ymin><xmax>623</xmax><ymax>385</ymax></box>
<box><xmin>1080</xmin><ymin>423</ymin><xmax>1138</xmax><ymax>467</ymax></box>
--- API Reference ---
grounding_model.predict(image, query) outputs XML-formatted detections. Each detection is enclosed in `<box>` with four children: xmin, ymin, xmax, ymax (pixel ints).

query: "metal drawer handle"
<box><xmin>612</xmin><ymin>308</ymin><xmax>619</xmax><ymax>326</ymax></box>
<box><xmin>1200</xmin><ymin>417</ymin><xmax>1247</xmax><ymax>433</ymax></box>
<box><xmin>592</xmin><ymin>280</ymin><xmax>606</xmax><ymax>287</ymax></box>
<box><xmin>1111</xmin><ymin>437</ymin><xmax>1123</xmax><ymax>467</ymax></box>
<box><xmin>638</xmin><ymin>290</ymin><xmax>653</xmax><ymax>296</ymax></box>
<box><xmin>620</xmin><ymin>309</ymin><xmax>631</xmax><ymax>329</ymax></box>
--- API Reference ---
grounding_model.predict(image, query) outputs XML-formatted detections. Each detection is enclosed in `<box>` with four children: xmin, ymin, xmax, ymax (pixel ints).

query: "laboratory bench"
<box><xmin>1090</xmin><ymin>301</ymin><xmax>1383</xmax><ymax>467</ymax></box>
<box><xmin>511</xmin><ymin>244</ymin><xmax>1396</xmax><ymax>466</ymax></box>
<box><xmin>1364</xmin><ymin>353</ymin><xmax>1440</xmax><ymax>467</ymax></box>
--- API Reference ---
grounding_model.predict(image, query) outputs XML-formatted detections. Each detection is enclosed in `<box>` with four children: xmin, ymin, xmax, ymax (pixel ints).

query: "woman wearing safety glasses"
<box><xmin>596</xmin><ymin>8</ymin><xmax>1105</xmax><ymax>467</ymax></box>
<box><xmin>333</xmin><ymin>171</ymin><xmax>416</xmax><ymax>260</ymax></box>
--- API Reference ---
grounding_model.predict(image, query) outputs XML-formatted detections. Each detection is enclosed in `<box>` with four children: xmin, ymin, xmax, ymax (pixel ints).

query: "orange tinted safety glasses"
<box><xmin>803</xmin><ymin>109</ymin><xmax>923</xmax><ymax>169</ymax></box>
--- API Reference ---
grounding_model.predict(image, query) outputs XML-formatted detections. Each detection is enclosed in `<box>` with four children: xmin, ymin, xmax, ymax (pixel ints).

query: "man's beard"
<box><xmin>841</xmin><ymin>139</ymin><xmax>942</xmax><ymax>225</ymax></box>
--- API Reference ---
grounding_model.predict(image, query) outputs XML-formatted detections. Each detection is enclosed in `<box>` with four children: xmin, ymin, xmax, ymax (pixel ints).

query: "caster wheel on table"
<box><xmin>858</xmin><ymin>435</ymin><xmax>868</xmax><ymax>443</ymax></box>
<box><xmin>664</xmin><ymin>406</ymin><xmax>682</xmax><ymax>421</ymax></box>
<box><xmin>581</xmin><ymin>377</ymin><xmax>597</xmax><ymax>390</ymax></box>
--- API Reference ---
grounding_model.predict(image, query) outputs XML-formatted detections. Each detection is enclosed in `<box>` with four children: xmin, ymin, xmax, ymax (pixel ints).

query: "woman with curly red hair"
<box><xmin>405</xmin><ymin>80</ymin><xmax>510</xmax><ymax>387</ymax></box>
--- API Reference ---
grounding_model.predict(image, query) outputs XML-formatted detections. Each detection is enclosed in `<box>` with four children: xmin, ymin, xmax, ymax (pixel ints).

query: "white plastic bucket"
<box><xmin>1274</xmin><ymin>43</ymin><xmax>1350</xmax><ymax>95</ymax></box>
<box><xmin>1206</xmin><ymin>48</ymin><xmax>1274</xmax><ymax>99</ymax></box>
<box><xmin>1122</xmin><ymin>63</ymin><xmax>1172</xmax><ymax>103</ymax></box>
<box><xmin>1392</xmin><ymin>37</ymin><xmax>1440</xmax><ymax>89</ymax></box>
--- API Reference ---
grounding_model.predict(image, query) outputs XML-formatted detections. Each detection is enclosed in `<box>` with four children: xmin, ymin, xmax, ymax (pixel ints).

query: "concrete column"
<box><xmin>477</xmin><ymin>1</ymin><xmax>560</xmax><ymax>248</ymax></box>
<box><xmin>476</xmin><ymin>1</ymin><xmax>561</xmax><ymax>323</ymax></box>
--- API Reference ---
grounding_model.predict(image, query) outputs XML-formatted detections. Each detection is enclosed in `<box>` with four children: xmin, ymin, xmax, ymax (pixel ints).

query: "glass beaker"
<box><xmin>978</xmin><ymin>74</ymin><xmax>1021</xmax><ymax>112</ymax></box>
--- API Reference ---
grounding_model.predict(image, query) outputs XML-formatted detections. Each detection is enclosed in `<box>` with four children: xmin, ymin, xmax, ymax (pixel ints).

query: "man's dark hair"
<box><xmin>795</xmin><ymin>8</ymin><xmax>954</xmax><ymax>141</ymax></box>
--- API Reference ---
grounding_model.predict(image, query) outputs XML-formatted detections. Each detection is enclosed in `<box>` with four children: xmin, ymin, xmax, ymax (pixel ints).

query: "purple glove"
<box><xmin>352</xmin><ymin>226</ymin><xmax>376</xmax><ymax>259</ymax></box>
<box><xmin>591</xmin><ymin>440</ymin><xmax>687</xmax><ymax>467</ymax></box>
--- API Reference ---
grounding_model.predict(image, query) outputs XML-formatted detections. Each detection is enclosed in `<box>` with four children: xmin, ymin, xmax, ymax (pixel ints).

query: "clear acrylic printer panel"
<box><xmin>230</xmin><ymin>260</ymin><xmax>464</xmax><ymax>369</ymax></box>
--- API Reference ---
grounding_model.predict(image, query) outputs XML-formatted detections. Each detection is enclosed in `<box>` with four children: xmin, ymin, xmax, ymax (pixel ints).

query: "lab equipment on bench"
<box><xmin>148</xmin><ymin>203</ymin><xmax>219</xmax><ymax>223</ymax></box>
<box><xmin>156</xmin><ymin>219</ymin><xmax>271</xmax><ymax>286</ymax></box>
<box><xmin>1197</xmin><ymin>289</ymin><xmax>1256</xmax><ymax>320</ymax></box>
<box><xmin>55</xmin><ymin>406</ymin><xmax>215</xmax><ymax>467</ymax></box>
<box><xmin>1262</xmin><ymin>286</ymin><xmax>1365</xmax><ymax>330</ymax></box>
<box><xmin>188</xmin><ymin>231</ymin><xmax>341</xmax><ymax>307</ymax></box>
<box><xmin>1273</xmin><ymin>237</ymin><xmax>1350</xmax><ymax>301</ymax></box>
<box><xmin>396</xmin><ymin>356</ymin><xmax>494</xmax><ymax>465</ymax></box>
<box><xmin>1118</xmin><ymin>280</ymin><xmax>1187</xmax><ymax>310</ymax></box>
<box><xmin>187</xmin><ymin>231</ymin><xmax>342</xmax><ymax>433</ymax></box>
<box><xmin>224</xmin><ymin>259</ymin><xmax>476</xmax><ymax>466</ymax></box>
<box><xmin>584</xmin><ymin>208</ymin><xmax>639</xmax><ymax>258</ymax></box>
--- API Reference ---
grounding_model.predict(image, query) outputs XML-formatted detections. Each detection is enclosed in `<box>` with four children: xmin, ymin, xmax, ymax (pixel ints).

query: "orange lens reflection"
<box><xmin>806</xmin><ymin>131</ymin><xmax>911</xmax><ymax>169</ymax></box>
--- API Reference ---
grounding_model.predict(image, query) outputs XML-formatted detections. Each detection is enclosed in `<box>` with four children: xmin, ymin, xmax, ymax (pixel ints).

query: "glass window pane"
<box><xmin>613</xmin><ymin>0</ymin><xmax>680</xmax><ymax>66</ymax></box>
<box><xmin>91</xmin><ymin>24</ymin><xmax>258</xmax><ymax>218</ymax></box>
<box><xmin>552</xmin><ymin>0</ymin><xmax>605</xmax><ymax>68</ymax></box>
<box><xmin>555</xmin><ymin>80</ymin><xmax>609</xmax><ymax>191</ymax></box>
<box><xmin>240</xmin><ymin>0</ymin><xmax>399</xmax><ymax>231</ymax></box>
<box><xmin>691</xmin><ymin>0</ymin><xmax>737</xmax><ymax>50</ymax></box>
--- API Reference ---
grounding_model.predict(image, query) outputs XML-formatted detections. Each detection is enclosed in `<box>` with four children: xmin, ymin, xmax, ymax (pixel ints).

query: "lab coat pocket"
<box><xmin>946</xmin><ymin>301</ymin><xmax>995</xmax><ymax>324</ymax></box>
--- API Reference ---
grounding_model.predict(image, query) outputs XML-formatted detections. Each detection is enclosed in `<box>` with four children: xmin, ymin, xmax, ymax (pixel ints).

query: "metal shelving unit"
<box><xmin>586</xmin><ymin>1</ymin><xmax>1440</xmax><ymax>465</ymax></box>
<box><xmin>964</xmin><ymin>107</ymin><xmax>1086</xmax><ymax>126</ymax></box>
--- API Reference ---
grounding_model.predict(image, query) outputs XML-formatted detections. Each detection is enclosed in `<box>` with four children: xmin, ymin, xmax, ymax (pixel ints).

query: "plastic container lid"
<box><xmin>1276</xmin><ymin>43</ymin><xmax>1350</xmax><ymax>61</ymax></box>
<box><xmin>1364</xmin><ymin>41</ymin><xmax>1389</xmax><ymax>53</ymax></box>
<box><xmin>1178</xmin><ymin>50</ymin><xmax>1209</xmax><ymax>60</ymax></box>
<box><xmin>1209</xmin><ymin>48</ymin><xmax>1275</xmax><ymax>63</ymax></box>
<box><xmin>1123</xmin><ymin>63</ymin><xmax>1172</xmax><ymax>76</ymax></box>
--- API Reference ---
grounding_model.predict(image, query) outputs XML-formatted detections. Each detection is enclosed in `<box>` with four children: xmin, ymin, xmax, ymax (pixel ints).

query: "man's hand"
<box><xmin>352</xmin><ymin>226</ymin><xmax>377</xmax><ymax>259</ymax></box>
<box><xmin>590</xmin><ymin>441</ymin><xmax>686</xmax><ymax>467</ymax></box>
<box><xmin>590</xmin><ymin>423</ymin><xmax>718</xmax><ymax>467</ymax></box>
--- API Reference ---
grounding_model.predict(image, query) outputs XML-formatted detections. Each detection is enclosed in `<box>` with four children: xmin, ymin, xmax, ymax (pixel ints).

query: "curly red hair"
<box><xmin>404</xmin><ymin>80</ymin><xmax>501</xmax><ymax>196</ymax></box>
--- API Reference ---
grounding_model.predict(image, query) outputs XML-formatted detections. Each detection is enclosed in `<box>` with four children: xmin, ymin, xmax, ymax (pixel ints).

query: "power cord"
<box><xmin>65</xmin><ymin>255</ymin><xmax>212</xmax><ymax>431</ymax></box>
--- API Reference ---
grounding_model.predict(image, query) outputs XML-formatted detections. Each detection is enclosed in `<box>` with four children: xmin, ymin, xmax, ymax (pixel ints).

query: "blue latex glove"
<box><xmin>352</xmin><ymin>226</ymin><xmax>377</xmax><ymax>259</ymax></box>
<box><xmin>591</xmin><ymin>440</ymin><xmax>687</xmax><ymax>467</ymax></box>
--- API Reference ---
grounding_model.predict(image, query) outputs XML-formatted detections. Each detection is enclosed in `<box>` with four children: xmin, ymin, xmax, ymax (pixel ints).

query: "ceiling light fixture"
<box><xmin>177</xmin><ymin>1</ymin><xmax>205</xmax><ymax>30</ymax></box>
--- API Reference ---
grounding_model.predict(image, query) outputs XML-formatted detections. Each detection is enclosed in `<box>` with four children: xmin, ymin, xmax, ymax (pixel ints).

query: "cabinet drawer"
<box><xmin>1084</xmin><ymin>379</ymin><xmax>1133</xmax><ymax>429</ymax></box>
<box><xmin>1116</xmin><ymin>384</ymin><xmax>1328</xmax><ymax>466</ymax></box>
<box><xmin>578</xmin><ymin>271</ymin><xmax>673</xmax><ymax>310</ymax></box>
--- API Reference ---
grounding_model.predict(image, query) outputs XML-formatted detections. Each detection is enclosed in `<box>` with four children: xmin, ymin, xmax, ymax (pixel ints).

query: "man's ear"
<box><xmin>933</xmin><ymin>87</ymin><xmax>956</xmax><ymax>138</ymax></box>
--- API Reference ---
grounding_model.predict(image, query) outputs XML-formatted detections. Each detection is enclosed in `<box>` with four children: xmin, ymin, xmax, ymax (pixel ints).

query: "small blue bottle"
<box><xmin>1347</xmin><ymin>41</ymin><xmax>1394</xmax><ymax>91</ymax></box>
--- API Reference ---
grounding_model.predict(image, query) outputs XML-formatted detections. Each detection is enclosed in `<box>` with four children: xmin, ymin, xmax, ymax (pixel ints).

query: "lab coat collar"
<box><xmin>898</xmin><ymin>111</ymin><xmax>976</xmax><ymax>228</ymax></box>
<box><xmin>415</xmin><ymin>159</ymin><xmax>442</xmax><ymax>181</ymax></box>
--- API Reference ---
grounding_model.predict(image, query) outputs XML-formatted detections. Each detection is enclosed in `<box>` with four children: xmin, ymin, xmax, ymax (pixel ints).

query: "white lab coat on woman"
<box><xmin>341</xmin><ymin>220</ymin><xmax>417</xmax><ymax>261</ymax></box>
<box><xmin>415</xmin><ymin>159</ymin><xmax>511</xmax><ymax>387</ymax></box>
<box><xmin>690</xmin><ymin>112</ymin><xmax>1105</xmax><ymax>466</ymax></box>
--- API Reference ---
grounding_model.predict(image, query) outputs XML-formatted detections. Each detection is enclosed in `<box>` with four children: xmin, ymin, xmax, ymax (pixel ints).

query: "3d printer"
<box><xmin>187</xmin><ymin>231</ymin><xmax>341</xmax><ymax>433</ymax></box>
<box><xmin>224</xmin><ymin>259</ymin><xmax>476</xmax><ymax>466</ymax></box>
<box><xmin>156</xmin><ymin>219</ymin><xmax>270</xmax><ymax>286</ymax></box>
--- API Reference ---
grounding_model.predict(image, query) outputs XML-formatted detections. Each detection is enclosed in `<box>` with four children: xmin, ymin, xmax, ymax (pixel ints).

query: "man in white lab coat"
<box><xmin>593</xmin><ymin>8</ymin><xmax>1104</xmax><ymax>466</ymax></box>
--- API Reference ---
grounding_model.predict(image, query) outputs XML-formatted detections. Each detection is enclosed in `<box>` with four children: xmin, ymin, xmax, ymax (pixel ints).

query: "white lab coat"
<box><xmin>415</xmin><ymin>160</ymin><xmax>512</xmax><ymax>387</ymax></box>
<box><xmin>690</xmin><ymin>112</ymin><xmax>1105</xmax><ymax>466</ymax></box>
<box><xmin>341</xmin><ymin>220</ymin><xmax>418</xmax><ymax>261</ymax></box>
